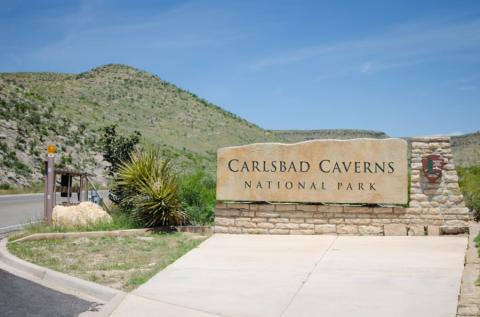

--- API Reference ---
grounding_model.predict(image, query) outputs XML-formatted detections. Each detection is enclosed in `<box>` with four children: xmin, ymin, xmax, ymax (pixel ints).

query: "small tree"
<box><xmin>100</xmin><ymin>124</ymin><xmax>141</xmax><ymax>204</ymax></box>
<box><xmin>100</xmin><ymin>124</ymin><xmax>141</xmax><ymax>176</ymax></box>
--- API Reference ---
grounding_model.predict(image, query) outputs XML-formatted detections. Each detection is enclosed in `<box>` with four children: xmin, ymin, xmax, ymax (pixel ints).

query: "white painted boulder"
<box><xmin>52</xmin><ymin>202</ymin><xmax>112</xmax><ymax>226</ymax></box>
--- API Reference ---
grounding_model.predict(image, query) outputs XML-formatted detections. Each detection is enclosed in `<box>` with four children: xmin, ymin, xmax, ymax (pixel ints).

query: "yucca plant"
<box><xmin>115</xmin><ymin>146</ymin><xmax>188</xmax><ymax>227</ymax></box>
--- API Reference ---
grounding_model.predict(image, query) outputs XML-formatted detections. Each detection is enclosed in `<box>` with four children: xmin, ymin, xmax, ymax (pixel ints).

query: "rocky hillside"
<box><xmin>274</xmin><ymin>129</ymin><xmax>388</xmax><ymax>142</ymax></box>
<box><xmin>0</xmin><ymin>64</ymin><xmax>277</xmax><ymax>186</ymax></box>
<box><xmin>0</xmin><ymin>64</ymin><xmax>477</xmax><ymax>187</ymax></box>
<box><xmin>451</xmin><ymin>132</ymin><xmax>480</xmax><ymax>167</ymax></box>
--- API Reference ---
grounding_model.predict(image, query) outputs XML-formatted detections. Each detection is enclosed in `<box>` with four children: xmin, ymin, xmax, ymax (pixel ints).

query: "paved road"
<box><xmin>0</xmin><ymin>194</ymin><xmax>44</xmax><ymax>231</ymax></box>
<box><xmin>0</xmin><ymin>268</ymin><xmax>94</xmax><ymax>317</ymax></box>
<box><xmin>0</xmin><ymin>191</ymin><xmax>110</xmax><ymax>233</ymax></box>
<box><xmin>111</xmin><ymin>234</ymin><xmax>467</xmax><ymax>317</ymax></box>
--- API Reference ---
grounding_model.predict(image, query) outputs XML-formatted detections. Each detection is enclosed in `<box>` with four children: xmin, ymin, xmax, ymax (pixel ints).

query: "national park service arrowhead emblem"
<box><xmin>422</xmin><ymin>154</ymin><xmax>445</xmax><ymax>182</ymax></box>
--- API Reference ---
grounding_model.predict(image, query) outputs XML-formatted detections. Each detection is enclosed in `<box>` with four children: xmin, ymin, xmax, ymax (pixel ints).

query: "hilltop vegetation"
<box><xmin>0</xmin><ymin>64</ymin><xmax>275</xmax><ymax>186</ymax></box>
<box><xmin>451</xmin><ymin>132</ymin><xmax>480</xmax><ymax>167</ymax></box>
<box><xmin>0</xmin><ymin>64</ymin><xmax>478</xmax><ymax>187</ymax></box>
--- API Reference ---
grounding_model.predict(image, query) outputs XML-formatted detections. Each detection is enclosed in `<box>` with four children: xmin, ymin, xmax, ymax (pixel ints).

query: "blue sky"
<box><xmin>1</xmin><ymin>0</ymin><xmax>479</xmax><ymax>137</ymax></box>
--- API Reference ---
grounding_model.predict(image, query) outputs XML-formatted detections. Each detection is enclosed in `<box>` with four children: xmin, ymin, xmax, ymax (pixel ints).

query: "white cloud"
<box><xmin>249</xmin><ymin>15</ymin><xmax>480</xmax><ymax>75</ymax></box>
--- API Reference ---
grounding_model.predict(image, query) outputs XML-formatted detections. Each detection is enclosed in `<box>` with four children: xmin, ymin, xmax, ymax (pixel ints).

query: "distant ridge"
<box><xmin>273</xmin><ymin>129</ymin><xmax>388</xmax><ymax>142</ymax></box>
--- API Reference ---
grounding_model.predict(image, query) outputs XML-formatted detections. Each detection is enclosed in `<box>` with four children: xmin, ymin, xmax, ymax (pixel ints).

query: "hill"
<box><xmin>273</xmin><ymin>129</ymin><xmax>388</xmax><ymax>142</ymax></box>
<box><xmin>0</xmin><ymin>64</ymin><xmax>477</xmax><ymax>187</ymax></box>
<box><xmin>0</xmin><ymin>64</ymin><xmax>278</xmax><ymax>186</ymax></box>
<box><xmin>451</xmin><ymin>131</ymin><xmax>480</xmax><ymax>167</ymax></box>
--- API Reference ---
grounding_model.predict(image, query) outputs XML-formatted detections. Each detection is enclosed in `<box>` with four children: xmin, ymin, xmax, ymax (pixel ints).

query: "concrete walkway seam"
<box><xmin>279</xmin><ymin>235</ymin><xmax>338</xmax><ymax>317</ymax></box>
<box><xmin>0</xmin><ymin>238</ymin><xmax>123</xmax><ymax>303</ymax></box>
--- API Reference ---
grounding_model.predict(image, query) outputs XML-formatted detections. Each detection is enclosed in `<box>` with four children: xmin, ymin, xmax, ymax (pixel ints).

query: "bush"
<box><xmin>458</xmin><ymin>165</ymin><xmax>480</xmax><ymax>221</ymax></box>
<box><xmin>115</xmin><ymin>146</ymin><xmax>187</xmax><ymax>227</ymax></box>
<box><xmin>179</xmin><ymin>170</ymin><xmax>216</xmax><ymax>225</ymax></box>
<box><xmin>100</xmin><ymin>124</ymin><xmax>141</xmax><ymax>204</ymax></box>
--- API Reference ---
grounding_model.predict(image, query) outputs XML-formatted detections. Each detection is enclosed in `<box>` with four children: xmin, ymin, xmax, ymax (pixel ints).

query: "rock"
<box><xmin>384</xmin><ymin>224</ymin><xmax>407</xmax><ymax>236</ymax></box>
<box><xmin>52</xmin><ymin>202</ymin><xmax>112</xmax><ymax>226</ymax></box>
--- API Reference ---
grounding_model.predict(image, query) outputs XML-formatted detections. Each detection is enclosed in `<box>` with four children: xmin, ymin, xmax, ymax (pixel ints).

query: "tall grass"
<box><xmin>457</xmin><ymin>165</ymin><xmax>480</xmax><ymax>221</ymax></box>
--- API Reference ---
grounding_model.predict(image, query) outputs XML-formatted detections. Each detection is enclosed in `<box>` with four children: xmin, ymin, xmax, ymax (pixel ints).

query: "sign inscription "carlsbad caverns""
<box><xmin>216</xmin><ymin>139</ymin><xmax>408</xmax><ymax>204</ymax></box>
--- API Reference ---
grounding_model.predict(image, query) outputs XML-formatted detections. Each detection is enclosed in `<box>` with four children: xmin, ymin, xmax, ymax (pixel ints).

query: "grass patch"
<box><xmin>10</xmin><ymin>212</ymin><xmax>137</xmax><ymax>240</ymax></box>
<box><xmin>8</xmin><ymin>232</ymin><xmax>209</xmax><ymax>291</ymax></box>
<box><xmin>457</xmin><ymin>165</ymin><xmax>480</xmax><ymax>221</ymax></box>
<box><xmin>476</xmin><ymin>233</ymin><xmax>480</xmax><ymax>286</ymax></box>
<box><xmin>0</xmin><ymin>182</ymin><xmax>44</xmax><ymax>195</ymax></box>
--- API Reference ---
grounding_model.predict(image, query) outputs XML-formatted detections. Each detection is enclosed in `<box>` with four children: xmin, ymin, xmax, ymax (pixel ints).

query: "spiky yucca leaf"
<box><xmin>116</xmin><ymin>147</ymin><xmax>187</xmax><ymax>227</ymax></box>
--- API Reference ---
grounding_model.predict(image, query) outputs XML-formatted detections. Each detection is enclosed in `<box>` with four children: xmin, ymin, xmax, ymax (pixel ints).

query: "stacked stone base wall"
<box><xmin>215</xmin><ymin>203</ymin><xmax>470</xmax><ymax>236</ymax></box>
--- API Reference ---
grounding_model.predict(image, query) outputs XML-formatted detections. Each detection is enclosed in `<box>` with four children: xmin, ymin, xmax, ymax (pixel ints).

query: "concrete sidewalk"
<box><xmin>110</xmin><ymin>234</ymin><xmax>467</xmax><ymax>317</ymax></box>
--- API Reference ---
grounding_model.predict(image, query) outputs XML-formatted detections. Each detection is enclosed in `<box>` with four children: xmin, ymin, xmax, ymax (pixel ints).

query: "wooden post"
<box><xmin>44</xmin><ymin>145</ymin><xmax>56</xmax><ymax>224</ymax></box>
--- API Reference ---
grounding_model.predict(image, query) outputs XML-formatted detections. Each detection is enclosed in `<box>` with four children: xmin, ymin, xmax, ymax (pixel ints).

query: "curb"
<box><xmin>455</xmin><ymin>222</ymin><xmax>480</xmax><ymax>317</ymax></box>
<box><xmin>11</xmin><ymin>226</ymin><xmax>212</xmax><ymax>243</ymax></box>
<box><xmin>0</xmin><ymin>238</ymin><xmax>124</xmax><ymax>303</ymax></box>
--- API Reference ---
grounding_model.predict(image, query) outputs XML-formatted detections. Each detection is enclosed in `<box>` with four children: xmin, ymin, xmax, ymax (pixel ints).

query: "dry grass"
<box><xmin>8</xmin><ymin>232</ymin><xmax>209</xmax><ymax>291</ymax></box>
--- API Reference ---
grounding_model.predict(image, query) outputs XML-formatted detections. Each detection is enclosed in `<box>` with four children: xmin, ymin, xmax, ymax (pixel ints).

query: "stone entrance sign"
<box><xmin>217</xmin><ymin>138</ymin><xmax>408</xmax><ymax>204</ymax></box>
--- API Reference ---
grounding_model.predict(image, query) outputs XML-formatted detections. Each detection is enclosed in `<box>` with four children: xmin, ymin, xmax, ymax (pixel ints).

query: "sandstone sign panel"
<box><xmin>216</xmin><ymin>139</ymin><xmax>408</xmax><ymax>204</ymax></box>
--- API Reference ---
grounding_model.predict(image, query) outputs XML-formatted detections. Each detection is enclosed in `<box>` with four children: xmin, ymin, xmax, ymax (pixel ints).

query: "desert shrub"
<box><xmin>115</xmin><ymin>146</ymin><xmax>187</xmax><ymax>227</ymax></box>
<box><xmin>458</xmin><ymin>165</ymin><xmax>480</xmax><ymax>221</ymax></box>
<box><xmin>179</xmin><ymin>170</ymin><xmax>216</xmax><ymax>225</ymax></box>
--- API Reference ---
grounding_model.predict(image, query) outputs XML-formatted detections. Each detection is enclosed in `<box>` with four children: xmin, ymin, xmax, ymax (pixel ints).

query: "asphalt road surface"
<box><xmin>0</xmin><ymin>191</ymin><xmax>110</xmax><ymax>234</ymax></box>
<box><xmin>0</xmin><ymin>194</ymin><xmax>44</xmax><ymax>231</ymax></box>
<box><xmin>0</xmin><ymin>268</ymin><xmax>95</xmax><ymax>317</ymax></box>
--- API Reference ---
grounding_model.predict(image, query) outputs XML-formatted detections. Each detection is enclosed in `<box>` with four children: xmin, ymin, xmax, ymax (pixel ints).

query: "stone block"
<box><xmin>290</xmin><ymin>218</ymin><xmax>305</xmax><ymax>223</ymax></box>
<box><xmin>373</xmin><ymin>207</ymin><xmax>393</xmax><ymax>214</ymax></box>
<box><xmin>215</xmin><ymin>217</ymin><xmax>235</xmax><ymax>226</ymax></box>
<box><xmin>344</xmin><ymin>206</ymin><xmax>373</xmax><ymax>213</ymax></box>
<box><xmin>290</xmin><ymin>229</ymin><xmax>315</xmax><ymax>235</ymax></box>
<box><xmin>311</xmin><ymin>219</ymin><xmax>328</xmax><ymax>224</ymax></box>
<box><xmin>314</xmin><ymin>224</ymin><xmax>336</xmax><ymax>234</ymax></box>
<box><xmin>268</xmin><ymin>229</ymin><xmax>290</xmax><ymax>235</ymax></box>
<box><xmin>215</xmin><ymin>203</ymin><xmax>226</xmax><ymax>209</ymax></box>
<box><xmin>358</xmin><ymin>225</ymin><xmax>383</xmax><ymax>235</ymax></box>
<box><xmin>214</xmin><ymin>226</ymin><xmax>229</xmax><ymax>233</ymax></box>
<box><xmin>256</xmin><ymin>204</ymin><xmax>275</xmax><ymax>211</ymax></box>
<box><xmin>228</xmin><ymin>227</ymin><xmax>242</xmax><ymax>234</ymax></box>
<box><xmin>268</xmin><ymin>217</ymin><xmax>289</xmax><ymax>223</ymax></box>
<box><xmin>215</xmin><ymin>209</ymin><xmax>240</xmax><ymax>217</ymax></box>
<box><xmin>225</xmin><ymin>203</ymin><xmax>250</xmax><ymax>210</ymax></box>
<box><xmin>296</xmin><ymin>204</ymin><xmax>317</xmax><ymax>212</ymax></box>
<box><xmin>256</xmin><ymin>212</ymin><xmax>280</xmax><ymax>218</ymax></box>
<box><xmin>393</xmin><ymin>207</ymin><xmax>407</xmax><ymax>214</ymax></box>
<box><xmin>275</xmin><ymin>223</ymin><xmax>299</xmax><ymax>229</ymax></box>
<box><xmin>325</xmin><ymin>206</ymin><xmax>344</xmax><ymax>213</ymax></box>
<box><xmin>337</xmin><ymin>225</ymin><xmax>359</xmax><ymax>235</ymax></box>
<box><xmin>257</xmin><ymin>222</ymin><xmax>275</xmax><ymax>229</ymax></box>
<box><xmin>384</xmin><ymin>224</ymin><xmax>407</xmax><ymax>236</ymax></box>
<box><xmin>299</xmin><ymin>223</ymin><xmax>314</xmax><ymax>229</ymax></box>
<box><xmin>242</xmin><ymin>228</ymin><xmax>268</xmax><ymax>234</ymax></box>
<box><xmin>329</xmin><ymin>218</ymin><xmax>344</xmax><ymax>224</ymax></box>
<box><xmin>240</xmin><ymin>211</ymin><xmax>255</xmax><ymax>217</ymax></box>
<box><xmin>440</xmin><ymin>226</ymin><xmax>469</xmax><ymax>235</ymax></box>
<box><xmin>235</xmin><ymin>219</ymin><xmax>256</xmax><ymax>228</ymax></box>
<box><xmin>345</xmin><ymin>218</ymin><xmax>371</xmax><ymax>225</ymax></box>
<box><xmin>408</xmin><ymin>225</ymin><xmax>425</xmax><ymax>236</ymax></box>
<box><xmin>427</xmin><ymin>225</ymin><xmax>440</xmax><ymax>236</ymax></box>
<box><xmin>275</xmin><ymin>204</ymin><xmax>296</xmax><ymax>212</ymax></box>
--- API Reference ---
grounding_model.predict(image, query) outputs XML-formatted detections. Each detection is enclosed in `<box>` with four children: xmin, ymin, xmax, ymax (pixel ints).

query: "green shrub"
<box><xmin>115</xmin><ymin>146</ymin><xmax>187</xmax><ymax>227</ymax></box>
<box><xmin>179</xmin><ymin>170</ymin><xmax>216</xmax><ymax>225</ymax></box>
<box><xmin>458</xmin><ymin>165</ymin><xmax>480</xmax><ymax>221</ymax></box>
